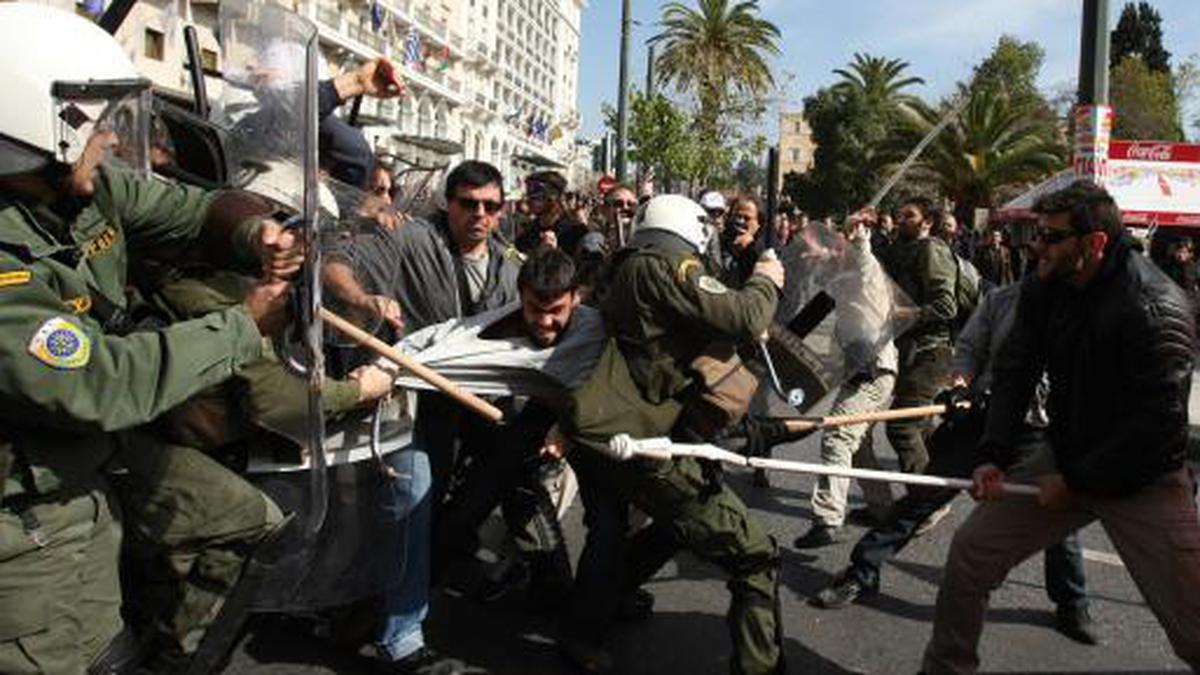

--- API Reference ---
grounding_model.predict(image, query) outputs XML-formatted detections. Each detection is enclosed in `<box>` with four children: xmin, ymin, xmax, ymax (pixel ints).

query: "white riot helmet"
<box><xmin>0</xmin><ymin>3</ymin><xmax>150</xmax><ymax>177</ymax></box>
<box><xmin>634</xmin><ymin>194</ymin><xmax>714</xmax><ymax>254</ymax></box>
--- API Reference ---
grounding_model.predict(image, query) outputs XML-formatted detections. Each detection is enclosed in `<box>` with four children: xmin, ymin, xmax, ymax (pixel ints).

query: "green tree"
<box><xmin>785</xmin><ymin>53</ymin><xmax>924</xmax><ymax>217</ymax></box>
<box><xmin>784</xmin><ymin>86</ymin><xmax>897</xmax><ymax>217</ymax></box>
<box><xmin>652</xmin><ymin>0</ymin><xmax>781</xmax><ymax>183</ymax></box>
<box><xmin>1111</xmin><ymin>55</ymin><xmax>1184</xmax><ymax>140</ymax></box>
<box><xmin>1111</xmin><ymin>1</ymin><xmax>1171</xmax><ymax>74</ymax></box>
<box><xmin>603</xmin><ymin>92</ymin><xmax>713</xmax><ymax>188</ymax></box>
<box><xmin>907</xmin><ymin>87</ymin><xmax>1064</xmax><ymax>223</ymax></box>
<box><xmin>832</xmin><ymin>53</ymin><xmax>924</xmax><ymax>112</ymax></box>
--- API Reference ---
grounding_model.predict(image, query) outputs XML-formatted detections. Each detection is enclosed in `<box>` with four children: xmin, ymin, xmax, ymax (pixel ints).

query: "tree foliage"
<box><xmin>652</xmin><ymin>0</ymin><xmax>781</xmax><ymax>184</ymax></box>
<box><xmin>906</xmin><ymin>87</ymin><xmax>1065</xmax><ymax>222</ymax></box>
<box><xmin>1110</xmin><ymin>55</ymin><xmax>1185</xmax><ymax>140</ymax></box>
<box><xmin>1111</xmin><ymin>1</ymin><xmax>1172</xmax><ymax>74</ymax></box>
<box><xmin>784</xmin><ymin>54</ymin><xmax>923</xmax><ymax>217</ymax></box>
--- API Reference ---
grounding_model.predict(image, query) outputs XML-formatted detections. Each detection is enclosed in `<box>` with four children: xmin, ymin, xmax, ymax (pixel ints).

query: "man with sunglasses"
<box><xmin>600</xmin><ymin>183</ymin><xmax>638</xmax><ymax>249</ymax></box>
<box><xmin>920</xmin><ymin>181</ymin><xmax>1200</xmax><ymax>674</ymax></box>
<box><xmin>324</xmin><ymin>161</ymin><xmax>574</xmax><ymax>674</ymax></box>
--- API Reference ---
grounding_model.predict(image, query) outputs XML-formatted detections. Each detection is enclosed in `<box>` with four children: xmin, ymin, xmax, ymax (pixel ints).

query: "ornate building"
<box><xmin>26</xmin><ymin>0</ymin><xmax>586</xmax><ymax>193</ymax></box>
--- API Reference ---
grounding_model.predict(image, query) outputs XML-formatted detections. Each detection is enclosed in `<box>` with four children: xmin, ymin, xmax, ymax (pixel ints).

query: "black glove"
<box><xmin>934</xmin><ymin>384</ymin><xmax>974</xmax><ymax>419</ymax></box>
<box><xmin>732</xmin><ymin>416</ymin><xmax>818</xmax><ymax>458</ymax></box>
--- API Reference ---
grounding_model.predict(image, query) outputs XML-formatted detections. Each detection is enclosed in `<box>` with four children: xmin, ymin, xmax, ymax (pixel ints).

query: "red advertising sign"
<box><xmin>596</xmin><ymin>174</ymin><xmax>617</xmax><ymax>194</ymax></box>
<box><xmin>1109</xmin><ymin>141</ymin><xmax>1200</xmax><ymax>163</ymax></box>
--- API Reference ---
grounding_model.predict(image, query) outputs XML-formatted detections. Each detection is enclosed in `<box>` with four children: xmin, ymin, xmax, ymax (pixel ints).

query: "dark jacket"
<box><xmin>331</xmin><ymin>211</ymin><xmax>519</xmax><ymax>332</ymax></box>
<box><xmin>983</xmin><ymin>235</ymin><xmax>1196</xmax><ymax>496</ymax></box>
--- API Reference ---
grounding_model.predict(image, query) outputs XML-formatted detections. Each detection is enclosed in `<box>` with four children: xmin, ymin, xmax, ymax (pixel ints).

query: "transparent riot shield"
<box><xmin>211</xmin><ymin>0</ymin><xmax>329</xmax><ymax>556</ymax></box>
<box><xmin>762</xmin><ymin>217</ymin><xmax>916</xmax><ymax>412</ymax></box>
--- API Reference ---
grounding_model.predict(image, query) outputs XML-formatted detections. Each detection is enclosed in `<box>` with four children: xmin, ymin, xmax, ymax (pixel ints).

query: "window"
<box><xmin>794</xmin><ymin>120</ymin><xmax>804</xmax><ymax>134</ymax></box>
<box><xmin>144</xmin><ymin>28</ymin><xmax>165</xmax><ymax>61</ymax></box>
<box><xmin>790</xmin><ymin>148</ymin><xmax>801</xmax><ymax>163</ymax></box>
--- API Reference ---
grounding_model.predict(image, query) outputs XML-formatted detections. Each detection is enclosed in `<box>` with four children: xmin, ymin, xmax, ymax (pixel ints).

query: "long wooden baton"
<box><xmin>319</xmin><ymin>307</ymin><xmax>505</xmax><ymax>424</ymax></box>
<box><xmin>782</xmin><ymin>403</ymin><xmax>956</xmax><ymax>434</ymax></box>
<box><xmin>607</xmin><ymin>435</ymin><xmax>1039</xmax><ymax>497</ymax></box>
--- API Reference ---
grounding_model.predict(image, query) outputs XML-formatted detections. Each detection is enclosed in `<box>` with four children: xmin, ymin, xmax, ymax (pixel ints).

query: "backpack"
<box><xmin>926</xmin><ymin>237</ymin><xmax>985</xmax><ymax>332</ymax></box>
<box><xmin>950</xmin><ymin>248</ymin><xmax>985</xmax><ymax>331</ymax></box>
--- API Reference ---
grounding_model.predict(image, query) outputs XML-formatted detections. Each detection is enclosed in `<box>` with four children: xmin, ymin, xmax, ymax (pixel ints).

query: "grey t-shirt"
<box><xmin>457</xmin><ymin>249</ymin><xmax>490</xmax><ymax>306</ymax></box>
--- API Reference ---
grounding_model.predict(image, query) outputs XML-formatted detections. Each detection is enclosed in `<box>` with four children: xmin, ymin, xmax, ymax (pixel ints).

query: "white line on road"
<box><xmin>1082</xmin><ymin>548</ymin><xmax>1125</xmax><ymax>567</ymax></box>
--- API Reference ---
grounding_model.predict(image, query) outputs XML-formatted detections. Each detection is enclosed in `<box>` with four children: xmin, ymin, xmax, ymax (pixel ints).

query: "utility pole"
<box><xmin>1078</xmin><ymin>0</ymin><xmax>1111</xmax><ymax>104</ymax></box>
<box><xmin>615</xmin><ymin>0</ymin><xmax>631</xmax><ymax>183</ymax></box>
<box><xmin>1074</xmin><ymin>0</ymin><xmax>1113</xmax><ymax>185</ymax></box>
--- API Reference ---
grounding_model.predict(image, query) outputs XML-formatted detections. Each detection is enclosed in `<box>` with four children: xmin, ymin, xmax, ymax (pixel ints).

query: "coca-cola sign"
<box><xmin>1110</xmin><ymin>141</ymin><xmax>1200</xmax><ymax>163</ymax></box>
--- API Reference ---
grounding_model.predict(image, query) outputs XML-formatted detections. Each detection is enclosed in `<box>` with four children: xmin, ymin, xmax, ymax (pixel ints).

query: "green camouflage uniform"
<box><xmin>0</xmin><ymin>167</ymin><xmax>266</xmax><ymax>675</ymax></box>
<box><xmin>880</xmin><ymin>235</ymin><xmax>958</xmax><ymax>473</ymax></box>
<box><xmin>119</xmin><ymin>266</ymin><xmax>372</xmax><ymax>657</ymax></box>
<box><xmin>566</xmin><ymin>231</ymin><xmax>785</xmax><ymax>675</ymax></box>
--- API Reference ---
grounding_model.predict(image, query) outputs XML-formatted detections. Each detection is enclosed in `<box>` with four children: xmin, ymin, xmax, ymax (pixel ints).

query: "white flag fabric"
<box><xmin>385</xmin><ymin>302</ymin><xmax>607</xmax><ymax>399</ymax></box>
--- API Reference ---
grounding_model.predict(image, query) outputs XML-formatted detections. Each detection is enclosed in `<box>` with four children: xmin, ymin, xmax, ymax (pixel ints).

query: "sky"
<box><xmin>576</xmin><ymin>0</ymin><xmax>1200</xmax><ymax>141</ymax></box>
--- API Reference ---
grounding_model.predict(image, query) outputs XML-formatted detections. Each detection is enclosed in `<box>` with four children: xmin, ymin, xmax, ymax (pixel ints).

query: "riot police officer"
<box><xmin>0</xmin><ymin>6</ymin><xmax>295</xmax><ymax>673</ymax></box>
<box><xmin>563</xmin><ymin>195</ymin><xmax>787</xmax><ymax>675</ymax></box>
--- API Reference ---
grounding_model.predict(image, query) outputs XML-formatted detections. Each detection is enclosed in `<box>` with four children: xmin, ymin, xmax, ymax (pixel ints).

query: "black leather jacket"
<box><xmin>983</xmin><ymin>234</ymin><xmax>1196</xmax><ymax>496</ymax></box>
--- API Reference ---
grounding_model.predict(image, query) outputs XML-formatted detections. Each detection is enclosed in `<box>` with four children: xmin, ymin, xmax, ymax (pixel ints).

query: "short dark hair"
<box><xmin>445</xmin><ymin>160</ymin><xmax>504</xmax><ymax>202</ymax></box>
<box><xmin>900</xmin><ymin>196</ymin><xmax>934</xmax><ymax>220</ymax></box>
<box><xmin>518</xmin><ymin>246</ymin><xmax>577</xmax><ymax>300</ymax></box>
<box><xmin>730</xmin><ymin>194</ymin><xmax>763</xmax><ymax>217</ymax></box>
<box><xmin>1032</xmin><ymin>180</ymin><xmax>1121</xmax><ymax>240</ymax></box>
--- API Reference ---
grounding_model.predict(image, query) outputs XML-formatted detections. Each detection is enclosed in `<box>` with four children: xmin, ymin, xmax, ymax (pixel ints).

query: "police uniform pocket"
<box><xmin>0</xmin><ymin>587</ymin><xmax>51</xmax><ymax>674</ymax></box>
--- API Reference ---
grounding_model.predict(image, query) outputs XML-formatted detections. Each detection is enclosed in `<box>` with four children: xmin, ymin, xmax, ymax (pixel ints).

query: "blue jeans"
<box><xmin>376</xmin><ymin>446</ymin><xmax>433</xmax><ymax>661</ymax></box>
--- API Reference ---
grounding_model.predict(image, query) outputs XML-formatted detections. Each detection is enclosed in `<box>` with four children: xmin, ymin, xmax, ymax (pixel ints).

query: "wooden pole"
<box><xmin>782</xmin><ymin>403</ymin><xmax>954</xmax><ymax>434</ymax></box>
<box><xmin>319</xmin><ymin>307</ymin><xmax>504</xmax><ymax>424</ymax></box>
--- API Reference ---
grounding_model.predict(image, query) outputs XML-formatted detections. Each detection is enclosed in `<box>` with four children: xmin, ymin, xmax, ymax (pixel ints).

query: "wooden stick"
<box><xmin>319</xmin><ymin>307</ymin><xmax>505</xmax><ymax>424</ymax></box>
<box><xmin>782</xmin><ymin>403</ymin><xmax>956</xmax><ymax>434</ymax></box>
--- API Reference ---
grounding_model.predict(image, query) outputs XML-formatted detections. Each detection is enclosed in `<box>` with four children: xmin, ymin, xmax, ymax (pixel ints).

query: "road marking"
<box><xmin>1082</xmin><ymin>548</ymin><xmax>1125</xmax><ymax>567</ymax></box>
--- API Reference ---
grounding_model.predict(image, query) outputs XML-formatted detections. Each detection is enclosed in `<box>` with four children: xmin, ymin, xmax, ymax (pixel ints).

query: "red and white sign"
<box><xmin>1109</xmin><ymin>141</ymin><xmax>1200</xmax><ymax>163</ymax></box>
<box><xmin>596</xmin><ymin>174</ymin><xmax>617</xmax><ymax>195</ymax></box>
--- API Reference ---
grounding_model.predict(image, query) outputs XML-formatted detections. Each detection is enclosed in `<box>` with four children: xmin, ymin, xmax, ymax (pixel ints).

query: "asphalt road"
<box><xmin>223</xmin><ymin>416</ymin><xmax>1195</xmax><ymax>675</ymax></box>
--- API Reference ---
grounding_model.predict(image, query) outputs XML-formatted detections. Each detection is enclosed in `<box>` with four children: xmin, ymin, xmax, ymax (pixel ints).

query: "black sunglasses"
<box><xmin>1033</xmin><ymin>226</ymin><xmax>1080</xmax><ymax>245</ymax></box>
<box><xmin>608</xmin><ymin>199</ymin><xmax>637</xmax><ymax>209</ymax></box>
<box><xmin>454</xmin><ymin>196</ymin><xmax>504</xmax><ymax>215</ymax></box>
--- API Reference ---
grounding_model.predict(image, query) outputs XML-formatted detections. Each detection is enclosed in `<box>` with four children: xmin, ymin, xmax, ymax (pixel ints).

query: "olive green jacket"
<box><xmin>568</xmin><ymin>231</ymin><xmax>778</xmax><ymax>448</ymax></box>
<box><xmin>0</xmin><ymin>167</ymin><xmax>264</xmax><ymax>499</ymax></box>
<box><xmin>880</xmin><ymin>235</ymin><xmax>957</xmax><ymax>351</ymax></box>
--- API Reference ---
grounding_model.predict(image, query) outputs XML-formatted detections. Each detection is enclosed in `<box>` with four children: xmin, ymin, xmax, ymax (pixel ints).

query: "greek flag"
<box><xmin>404</xmin><ymin>26</ymin><xmax>423</xmax><ymax>69</ymax></box>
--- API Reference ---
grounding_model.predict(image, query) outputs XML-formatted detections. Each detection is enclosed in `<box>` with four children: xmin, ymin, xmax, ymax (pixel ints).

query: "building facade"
<box><xmin>25</xmin><ymin>0</ymin><xmax>586</xmax><ymax>194</ymax></box>
<box><xmin>778</xmin><ymin>111</ymin><xmax>815</xmax><ymax>190</ymax></box>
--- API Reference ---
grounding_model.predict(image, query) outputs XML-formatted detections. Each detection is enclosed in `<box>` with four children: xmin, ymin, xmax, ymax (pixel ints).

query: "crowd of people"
<box><xmin>3</xmin><ymin>6</ymin><xmax>1200</xmax><ymax>675</ymax></box>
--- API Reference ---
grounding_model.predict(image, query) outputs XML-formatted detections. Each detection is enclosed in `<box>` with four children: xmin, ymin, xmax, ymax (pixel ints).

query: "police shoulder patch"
<box><xmin>676</xmin><ymin>258</ymin><xmax>702</xmax><ymax>284</ymax></box>
<box><xmin>28</xmin><ymin>317</ymin><xmax>91</xmax><ymax>370</ymax></box>
<box><xmin>697</xmin><ymin>275</ymin><xmax>728</xmax><ymax>295</ymax></box>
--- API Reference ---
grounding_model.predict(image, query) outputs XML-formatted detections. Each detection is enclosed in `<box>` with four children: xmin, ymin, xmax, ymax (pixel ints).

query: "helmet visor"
<box><xmin>52</xmin><ymin>78</ymin><xmax>153</xmax><ymax>177</ymax></box>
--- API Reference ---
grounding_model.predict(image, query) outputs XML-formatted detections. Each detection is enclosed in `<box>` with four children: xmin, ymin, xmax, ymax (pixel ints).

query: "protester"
<box><xmin>879</xmin><ymin>199</ymin><xmax>958</xmax><ymax>475</ymax></box>
<box><xmin>972</xmin><ymin>228</ymin><xmax>1015</xmax><ymax>287</ymax></box>
<box><xmin>793</xmin><ymin>209</ymin><xmax>899</xmax><ymax>548</ymax></box>
<box><xmin>515</xmin><ymin>171</ymin><xmax>589</xmax><ymax>256</ymax></box>
<box><xmin>813</xmin><ymin>275</ymin><xmax>1099</xmax><ymax>646</ymax></box>
<box><xmin>921</xmin><ymin>181</ymin><xmax>1200</xmax><ymax>674</ymax></box>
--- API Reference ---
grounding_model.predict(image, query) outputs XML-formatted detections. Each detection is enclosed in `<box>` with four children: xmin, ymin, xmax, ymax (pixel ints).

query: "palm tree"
<box><xmin>652</xmin><ymin>0</ymin><xmax>781</xmax><ymax>143</ymax></box>
<box><xmin>832</xmin><ymin>53</ymin><xmax>925</xmax><ymax>112</ymax></box>
<box><xmin>905</xmin><ymin>87</ymin><xmax>1064</xmax><ymax>220</ymax></box>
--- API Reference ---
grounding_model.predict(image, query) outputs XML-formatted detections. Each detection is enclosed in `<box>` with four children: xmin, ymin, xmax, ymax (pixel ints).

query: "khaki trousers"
<box><xmin>922</xmin><ymin>467</ymin><xmax>1200</xmax><ymax>674</ymax></box>
<box><xmin>811</xmin><ymin>371</ymin><xmax>896</xmax><ymax>526</ymax></box>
